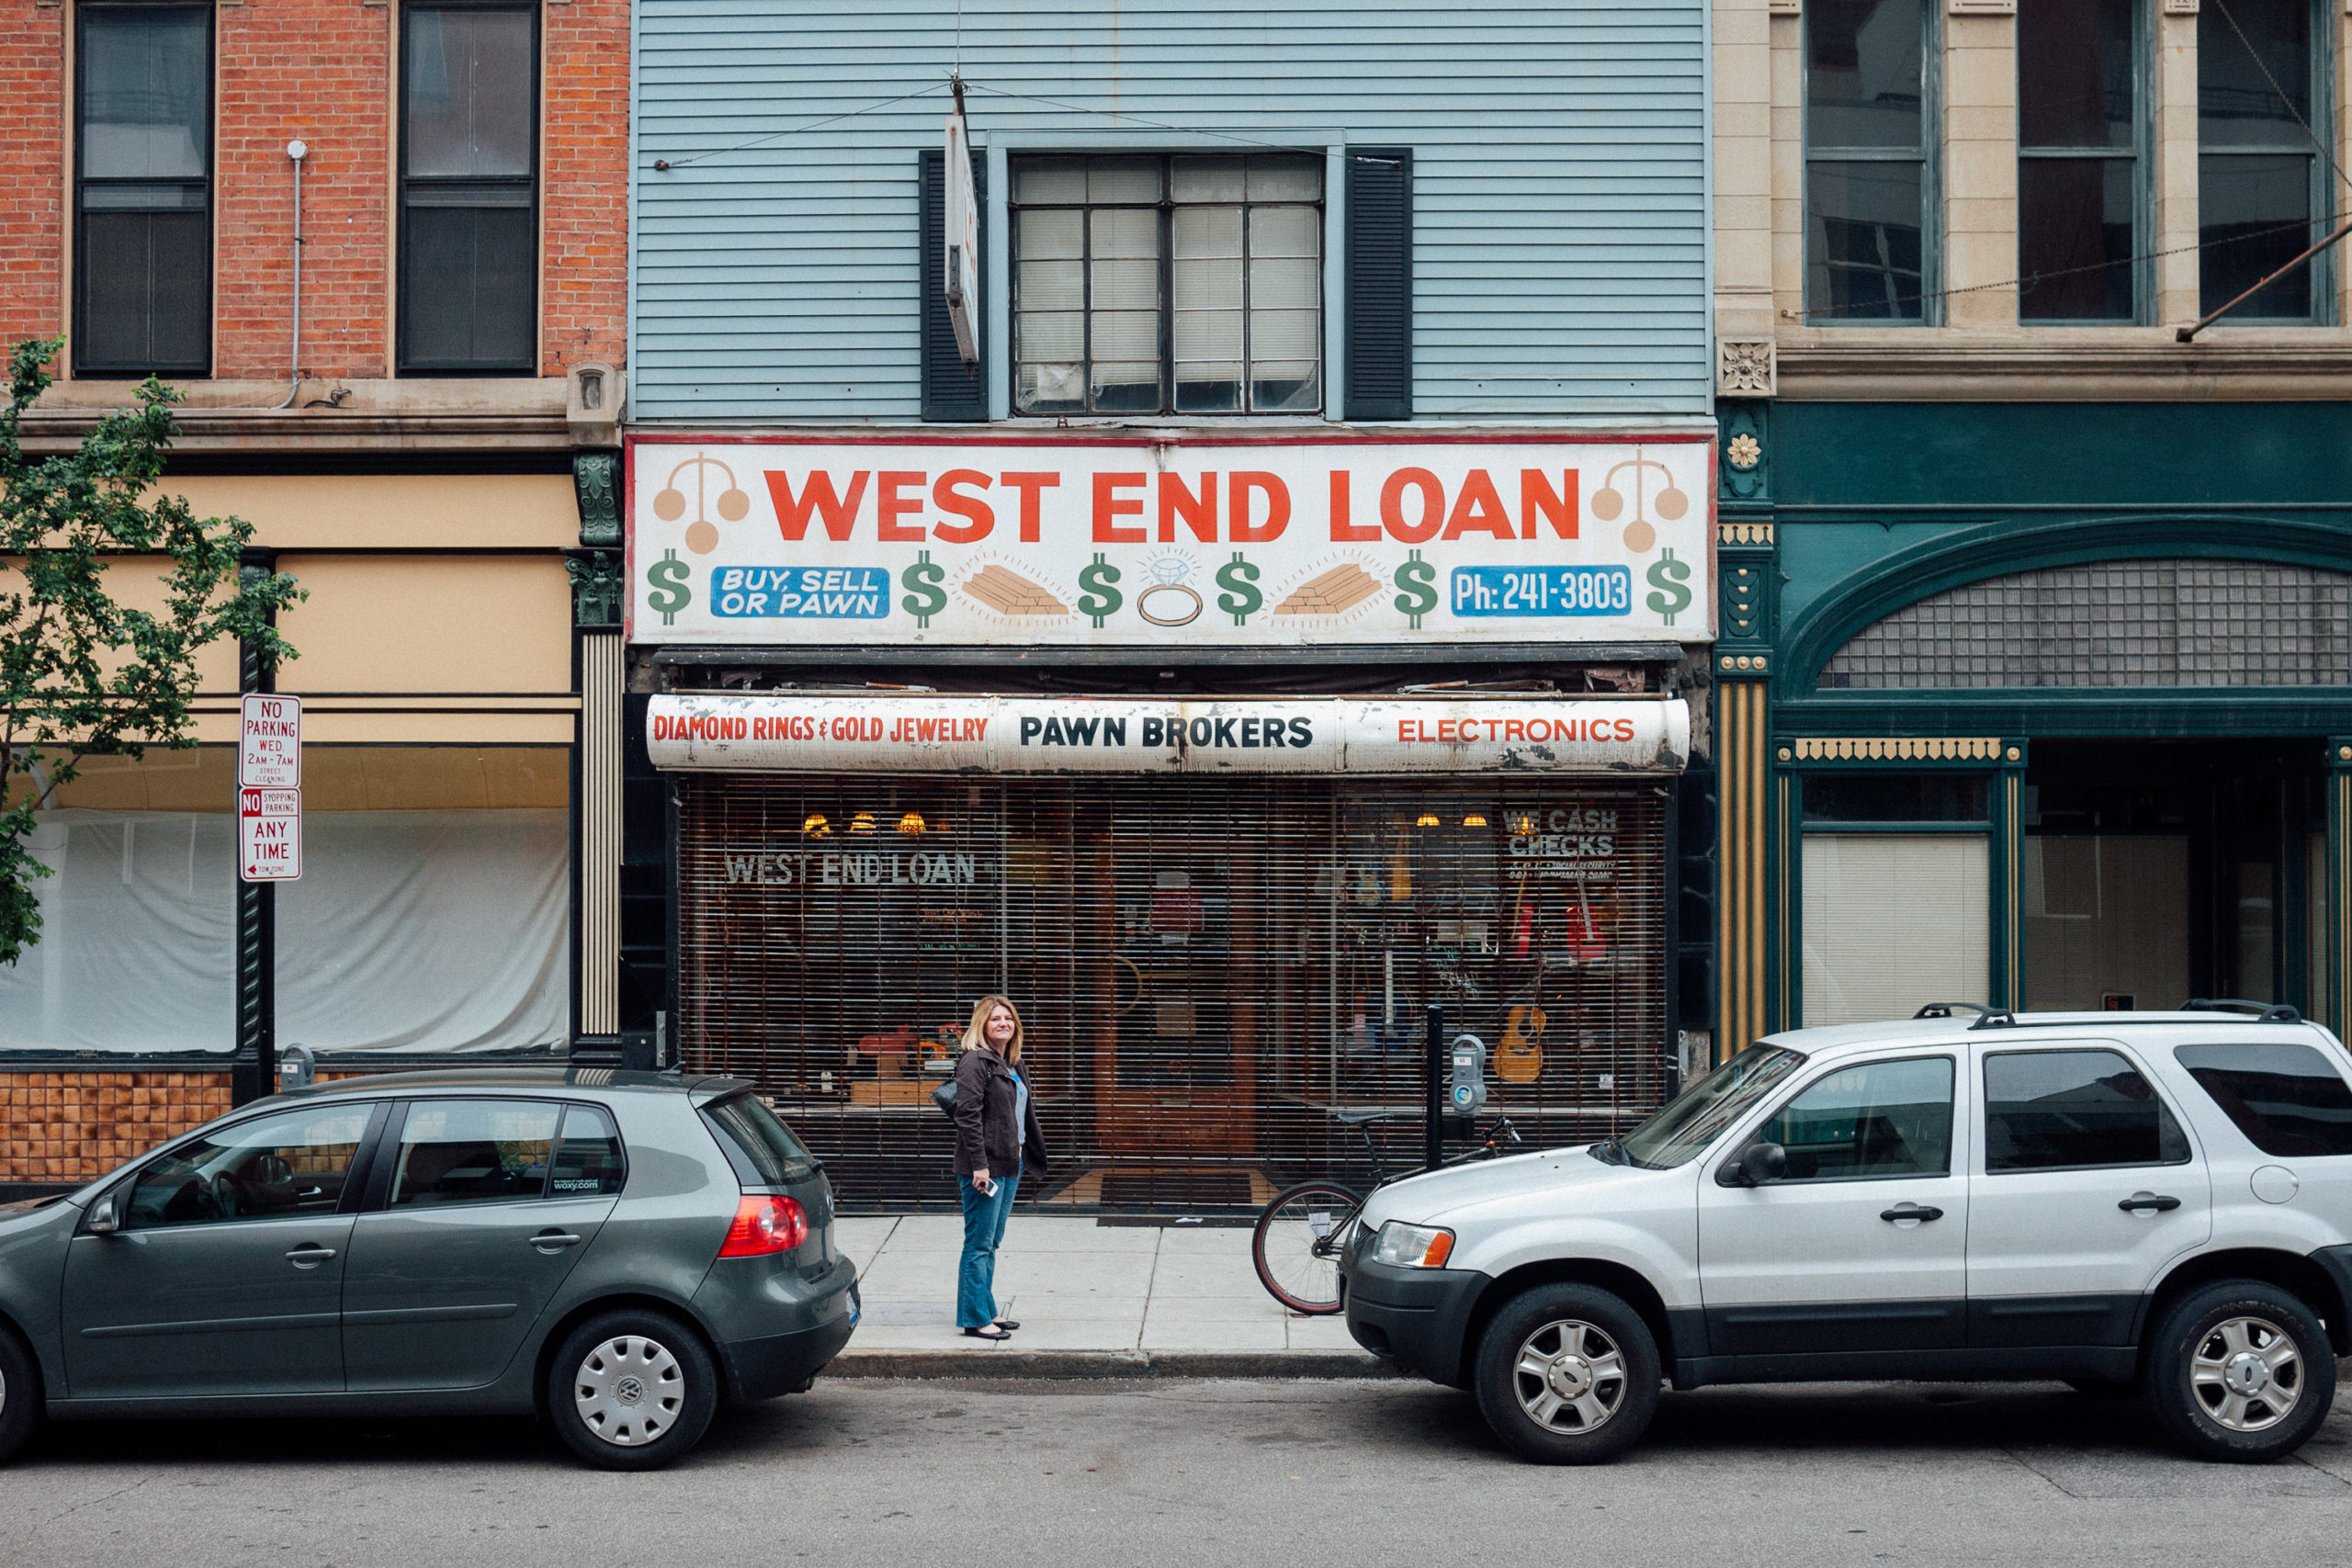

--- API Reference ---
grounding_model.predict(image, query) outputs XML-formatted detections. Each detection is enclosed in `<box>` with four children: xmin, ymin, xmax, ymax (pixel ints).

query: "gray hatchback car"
<box><xmin>0</xmin><ymin>1067</ymin><xmax>859</xmax><ymax>1470</ymax></box>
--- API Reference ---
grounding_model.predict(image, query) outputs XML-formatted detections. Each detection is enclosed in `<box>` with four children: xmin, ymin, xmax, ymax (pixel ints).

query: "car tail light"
<box><xmin>718</xmin><ymin>1194</ymin><xmax>808</xmax><ymax>1258</ymax></box>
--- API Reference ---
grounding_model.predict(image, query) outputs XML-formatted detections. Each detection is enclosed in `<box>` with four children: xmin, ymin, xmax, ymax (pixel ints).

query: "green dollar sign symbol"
<box><xmin>646</xmin><ymin>548</ymin><xmax>692</xmax><ymax>627</ymax></box>
<box><xmin>901</xmin><ymin>550</ymin><xmax>947</xmax><ymax>627</ymax></box>
<box><xmin>1215</xmin><ymin>552</ymin><xmax>1262</xmax><ymax>626</ymax></box>
<box><xmin>1645</xmin><ymin>548</ymin><xmax>1692</xmax><ymax>626</ymax></box>
<box><xmin>1077</xmin><ymin>553</ymin><xmax>1124</xmax><ymax>628</ymax></box>
<box><xmin>1392</xmin><ymin>550</ymin><xmax>1437</xmax><ymax>629</ymax></box>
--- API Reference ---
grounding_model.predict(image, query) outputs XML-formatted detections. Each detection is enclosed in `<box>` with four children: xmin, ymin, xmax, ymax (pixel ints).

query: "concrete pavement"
<box><xmin>832</xmin><ymin>1213</ymin><xmax>1387</xmax><ymax>1375</ymax></box>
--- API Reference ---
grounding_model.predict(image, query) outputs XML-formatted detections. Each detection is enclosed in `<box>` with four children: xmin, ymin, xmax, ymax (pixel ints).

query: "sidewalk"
<box><xmin>828</xmin><ymin>1214</ymin><xmax>1394</xmax><ymax>1378</ymax></box>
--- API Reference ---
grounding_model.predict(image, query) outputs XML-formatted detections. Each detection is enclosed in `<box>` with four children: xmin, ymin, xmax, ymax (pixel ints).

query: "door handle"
<box><xmin>285</xmin><ymin>1245</ymin><xmax>337</xmax><ymax>1269</ymax></box>
<box><xmin>1879</xmin><ymin>1203</ymin><xmax>1944</xmax><ymax>1224</ymax></box>
<box><xmin>529</xmin><ymin>1231</ymin><xmax>582</xmax><ymax>1250</ymax></box>
<box><xmin>2119</xmin><ymin>1192</ymin><xmax>2182</xmax><ymax>1213</ymax></box>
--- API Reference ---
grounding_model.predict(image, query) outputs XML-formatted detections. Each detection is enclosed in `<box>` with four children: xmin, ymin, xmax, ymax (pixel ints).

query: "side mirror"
<box><xmin>87</xmin><ymin>1195</ymin><xmax>119</xmax><ymax>1235</ymax></box>
<box><xmin>1715</xmin><ymin>1142</ymin><xmax>1788</xmax><ymax>1188</ymax></box>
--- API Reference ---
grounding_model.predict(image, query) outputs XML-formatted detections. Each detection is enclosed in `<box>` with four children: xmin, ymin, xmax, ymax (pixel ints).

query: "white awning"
<box><xmin>647</xmin><ymin>694</ymin><xmax>1689</xmax><ymax>775</ymax></box>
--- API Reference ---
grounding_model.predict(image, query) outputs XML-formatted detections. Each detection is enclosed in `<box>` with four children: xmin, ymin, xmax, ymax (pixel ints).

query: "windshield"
<box><xmin>1615</xmin><ymin>1043</ymin><xmax>1806</xmax><ymax>1169</ymax></box>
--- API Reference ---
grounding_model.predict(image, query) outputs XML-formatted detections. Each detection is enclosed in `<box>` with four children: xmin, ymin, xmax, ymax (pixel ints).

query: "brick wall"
<box><xmin>0</xmin><ymin>0</ymin><xmax>625</xmax><ymax>382</ymax></box>
<box><xmin>543</xmin><ymin>1</ymin><xmax>630</xmax><ymax>376</ymax></box>
<box><xmin>0</xmin><ymin>2</ymin><xmax>64</xmax><ymax>351</ymax></box>
<box><xmin>215</xmin><ymin>4</ymin><xmax>394</xmax><ymax>380</ymax></box>
<box><xmin>1</xmin><ymin>1067</ymin><xmax>415</xmax><ymax>1184</ymax></box>
<box><xmin>2</xmin><ymin>1072</ymin><xmax>234</xmax><ymax>1183</ymax></box>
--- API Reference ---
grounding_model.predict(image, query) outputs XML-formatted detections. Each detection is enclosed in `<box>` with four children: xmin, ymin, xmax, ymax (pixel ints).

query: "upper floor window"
<box><xmin>2199</xmin><ymin>0</ymin><xmax>2329</xmax><ymax>321</ymax></box>
<box><xmin>1012</xmin><ymin>154</ymin><xmax>1323</xmax><ymax>415</ymax></box>
<box><xmin>2018</xmin><ymin>0</ymin><xmax>2143</xmax><ymax>322</ymax></box>
<box><xmin>75</xmin><ymin>2</ymin><xmax>212</xmax><ymax>378</ymax></box>
<box><xmin>399</xmin><ymin>2</ymin><xmax>537</xmax><ymax>373</ymax></box>
<box><xmin>1804</xmin><ymin>0</ymin><xmax>1931</xmax><ymax>323</ymax></box>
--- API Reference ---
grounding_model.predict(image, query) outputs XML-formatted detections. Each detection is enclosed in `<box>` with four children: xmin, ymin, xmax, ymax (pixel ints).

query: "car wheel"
<box><xmin>2146</xmin><ymin>1280</ymin><xmax>2335</xmax><ymax>1463</ymax></box>
<box><xmin>1472</xmin><ymin>1283</ymin><xmax>1661</xmax><ymax>1464</ymax></box>
<box><xmin>546</xmin><ymin>1310</ymin><xmax>719</xmax><ymax>1471</ymax></box>
<box><xmin>0</xmin><ymin>1325</ymin><xmax>43</xmax><ymax>1466</ymax></box>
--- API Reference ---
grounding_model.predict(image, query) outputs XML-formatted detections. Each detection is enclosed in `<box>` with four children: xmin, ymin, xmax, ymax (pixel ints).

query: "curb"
<box><xmin>825</xmin><ymin>1348</ymin><xmax>1402</xmax><ymax>1381</ymax></box>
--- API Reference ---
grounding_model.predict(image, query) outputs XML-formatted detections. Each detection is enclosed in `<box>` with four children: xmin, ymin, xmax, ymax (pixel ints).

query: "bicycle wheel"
<box><xmin>1252</xmin><ymin>1181</ymin><xmax>1364</xmax><ymax>1315</ymax></box>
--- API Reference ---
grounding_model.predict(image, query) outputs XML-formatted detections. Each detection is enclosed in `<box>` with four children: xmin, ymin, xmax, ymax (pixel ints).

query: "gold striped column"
<box><xmin>1717</xmin><ymin>659</ymin><xmax>1773</xmax><ymax>1061</ymax></box>
<box><xmin>578</xmin><ymin>630</ymin><xmax>624</xmax><ymax>1037</ymax></box>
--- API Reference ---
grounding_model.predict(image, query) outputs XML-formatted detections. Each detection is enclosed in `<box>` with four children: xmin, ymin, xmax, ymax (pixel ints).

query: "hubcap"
<box><xmin>2190</xmin><ymin>1315</ymin><xmax>2303</xmax><ymax>1433</ymax></box>
<box><xmin>574</xmin><ymin>1335</ymin><xmax>684</xmax><ymax>1448</ymax></box>
<box><xmin>1512</xmin><ymin>1318</ymin><xmax>1627</xmax><ymax>1435</ymax></box>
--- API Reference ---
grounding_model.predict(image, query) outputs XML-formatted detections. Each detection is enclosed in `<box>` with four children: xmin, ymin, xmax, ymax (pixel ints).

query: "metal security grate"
<box><xmin>1822</xmin><ymin>559</ymin><xmax>2352</xmax><ymax>689</ymax></box>
<box><xmin>675</xmin><ymin>775</ymin><xmax>1668</xmax><ymax>1213</ymax></box>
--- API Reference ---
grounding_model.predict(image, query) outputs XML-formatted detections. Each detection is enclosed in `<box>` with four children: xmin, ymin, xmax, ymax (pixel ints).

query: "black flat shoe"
<box><xmin>993</xmin><ymin>1320</ymin><xmax>1021</xmax><ymax>1331</ymax></box>
<box><xmin>963</xmin><ymin>1325</ymin><xmax>1012</xmax><ymax>1341</ymax></box>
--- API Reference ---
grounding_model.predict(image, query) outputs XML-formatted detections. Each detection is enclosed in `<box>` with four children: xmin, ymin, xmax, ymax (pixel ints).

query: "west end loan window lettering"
<box><xmin>2018</xmin><ymin>0</ymin><xmax>2143</xmax><ymax>322</ymax></box>
<box><xmin>75</xmin><ymin>2</ymin><xmax>213</xmax><ymax>377</ymax></box>
<box><xmin>1804</xmin><ymin>0</ymin><xmax>1932</xmax><ymax>322</ymax></box>
<box><xmin>400</xmin><ymin>2</ymin><xmax>539</xmax><ymax>372</ymax></box>
<box><xmin>1012</xmin><ymin>154</ymin><xmax>1324</xmax><ymax>415</ymax></box>
<box><xmin>2199</xmin><ymin>0</ymin><xmax>2329</xmax><ymax>321</ymax></box>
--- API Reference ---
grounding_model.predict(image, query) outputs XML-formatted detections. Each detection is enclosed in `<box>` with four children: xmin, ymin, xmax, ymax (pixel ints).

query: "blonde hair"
<box><xmin>962</xmin><ymin>994</ymin><xmax>1025</xmax><ymax>1065</ymax></box>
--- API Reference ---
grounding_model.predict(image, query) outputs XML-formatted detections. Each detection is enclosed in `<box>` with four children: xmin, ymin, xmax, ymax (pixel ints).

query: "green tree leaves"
<box><xmin>0</xmin><ymin>336</ymin><xmax>301</xmax><ymax>964</ymax></box>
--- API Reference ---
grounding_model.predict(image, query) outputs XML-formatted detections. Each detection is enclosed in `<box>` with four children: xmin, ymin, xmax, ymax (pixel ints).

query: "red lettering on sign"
<box><xmin>1380</xmin><ymin>469</ymin><xmax>1445</xmax><ymax>544</ymax></box>
<box><xmin>876</xmin><ymin>471</ymin><xmax>927</xmax><ymax>541</ymax></box>
<box><xmin>1092</xmin><ymin>472</ymin><xmax>1147</xmax><ymax>543</ymax></box>
<box><xmin>933</xmin><ymin>470</ymin><xmax>994</xmax><ymax>543</ymax></box>
<box><xmin>1001</xmin><ymin>472</ymin><xmax>1059</xmax><ymax>543</ymax></box>
<box><xmin>1228</xmin><ymin>472</ymin><xmax>1290</xmax><ymax>542</ymax></box>
<box><xmin>1158</xmin><ymin>472</ymin><xmax>1217</xmax><ymax>544</ymax></box>
<box><xmin>1521</xmin><ymin>470</ymin><xmax>1578</xmax><ymax>539</ymax></box>
<box><xmin>765</xmin><ymin>470</ymin><xmax>869</xmax><ymax>542</ymax></box>
<box><xmin>1442</xmin><ymin>469</ymin><xmax>1515</xmax><ymax>541</ymax></box>
<box><xmin>1329</xmin><ymin>470</ymin><xmax>1379</xmax><ymax>542</ymax></box>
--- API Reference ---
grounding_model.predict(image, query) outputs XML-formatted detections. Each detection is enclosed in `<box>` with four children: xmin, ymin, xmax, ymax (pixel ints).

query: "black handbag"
<box><xmin>931</xmin><ymin>1076</ymin><xmax>957</xmax><ymax>1120</ymax></box>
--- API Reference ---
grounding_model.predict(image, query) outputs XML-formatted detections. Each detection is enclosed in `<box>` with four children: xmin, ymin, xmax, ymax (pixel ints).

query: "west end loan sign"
<box><xmin>646</xmin><ymin>694</ymin><xmax>1690</xmax><ymax>775</ymax></box>
<box><xmin>627</xmin><ymin>434</ymin><xmax>1713</xmax><ymax>647</ymax></box>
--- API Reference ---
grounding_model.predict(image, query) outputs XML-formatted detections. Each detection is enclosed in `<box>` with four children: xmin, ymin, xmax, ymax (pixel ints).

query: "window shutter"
<box><xmin>920</xmin><ymin>148</ymin><xmax>989</xmax><ymax>423</ymax></box>
<box><xmin>1345</xmin><ymin>147</ymin><xmax>1413</xmax><ymax>422</ymax></box>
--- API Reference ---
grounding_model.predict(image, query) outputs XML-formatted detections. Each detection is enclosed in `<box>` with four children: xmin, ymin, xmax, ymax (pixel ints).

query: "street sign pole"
<box><xmin>234</xmin><ymin>687</ymin><xmax>301</xmax><ymax>1104</ymax></box>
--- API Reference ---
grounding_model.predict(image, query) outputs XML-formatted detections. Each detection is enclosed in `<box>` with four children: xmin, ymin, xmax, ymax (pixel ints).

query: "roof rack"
<box><xmin>2180</xmin><ymin>998</ymin><xmax>2303</xmax><ymax>1023</ymax></box>
<box><xmin>1913</xmin><ymin>1002</ymin><xmax>2019</xmax><ymax>1030</ymax></box>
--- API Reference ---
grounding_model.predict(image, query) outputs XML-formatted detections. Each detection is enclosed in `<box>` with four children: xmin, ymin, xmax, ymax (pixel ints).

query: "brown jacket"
<box><xmin>953</xmin><ymin>1045</ymin><xmax>1050</xmax><ymax>1179</ymax></box>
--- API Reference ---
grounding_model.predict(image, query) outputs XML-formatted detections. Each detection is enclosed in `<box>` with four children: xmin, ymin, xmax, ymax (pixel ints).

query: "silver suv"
<box><xmin>1341</xmin><ymin>1004</ymin><xmax>2352</xmax><ymax>1464</ymax></box>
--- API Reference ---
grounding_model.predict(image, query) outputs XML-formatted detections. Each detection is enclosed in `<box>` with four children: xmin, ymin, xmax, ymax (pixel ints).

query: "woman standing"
<box><xmin>952</xmin><ymin>993</ymin><xmax>1050</xmax><ymax>1341</ymax></box>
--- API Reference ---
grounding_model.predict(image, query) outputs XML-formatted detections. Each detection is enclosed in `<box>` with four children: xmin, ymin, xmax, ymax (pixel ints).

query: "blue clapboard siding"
<box><xmin>632</xmin><ymin>1</ymin><xmax>1708</xmax><ymax>423</ymax></box>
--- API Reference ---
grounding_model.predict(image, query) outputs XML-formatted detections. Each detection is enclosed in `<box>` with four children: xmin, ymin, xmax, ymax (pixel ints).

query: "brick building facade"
<box><xmin>0</xmin><ymin>0</ymin><xmax>631</xmax><ymax>1192</ymax></box>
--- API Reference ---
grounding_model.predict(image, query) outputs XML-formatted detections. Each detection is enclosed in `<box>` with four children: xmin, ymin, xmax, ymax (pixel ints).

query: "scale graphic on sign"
<box><xmin>238</xmin><ymin>694</ymin><xmax>302</xmax><ymax>882</ymax></box>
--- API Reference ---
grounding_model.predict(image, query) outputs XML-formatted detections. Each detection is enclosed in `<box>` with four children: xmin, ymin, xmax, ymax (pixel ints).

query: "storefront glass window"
<box><xmin>0</xmin><ymin>746</ymin><xmax>571</xmax><ymax>1057</ymax></box>
<box><xmin>0</xmin><ymin>749</ymin><xmax>236</xmax><ymax>1054</ymax></box>
<box><xmin>1801</xmin><ymin>832</ymin><xmax>1989</xmax><ymax>1024</ymax></box>
<box><xmin>277</xmin><ymin>748</ymin><xmax>571</xmax><ymax>1055</ymax></box>
<box><xmin>677</xmin><ymin>775</ymin><xmax>1668</xmax><ymax>1210</ymax></box>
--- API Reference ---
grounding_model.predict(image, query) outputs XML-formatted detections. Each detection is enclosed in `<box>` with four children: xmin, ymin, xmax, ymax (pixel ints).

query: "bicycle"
<box><xmin>1250</xmin><ymin>1110</ymin><xmax>1523</xmax><ymax>1315</ymax></box>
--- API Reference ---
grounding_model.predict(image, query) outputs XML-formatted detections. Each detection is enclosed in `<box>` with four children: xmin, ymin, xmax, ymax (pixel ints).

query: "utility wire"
<box><xmin>650</xmin><ymin>85</ymin><xmax>950</xmax><ymax>171</ymax></box>
<box><xmin>1790</xmin><ymin>220</ymin><xmax>2313</xmax><ymax>320</ymax></box>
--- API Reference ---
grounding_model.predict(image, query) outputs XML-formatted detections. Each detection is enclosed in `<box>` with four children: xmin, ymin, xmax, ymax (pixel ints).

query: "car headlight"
<box><xmin>1371</xmin><ymin>1220</ymin><xmax>1455</xmax><ymax>1269</ymax></box>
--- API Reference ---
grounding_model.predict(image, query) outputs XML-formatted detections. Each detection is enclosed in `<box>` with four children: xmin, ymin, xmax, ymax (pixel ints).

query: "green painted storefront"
<box><xmin>1713</xmin><ymin>400</ymin><xmax>2352</xmax><ymax>1054</ymax></box>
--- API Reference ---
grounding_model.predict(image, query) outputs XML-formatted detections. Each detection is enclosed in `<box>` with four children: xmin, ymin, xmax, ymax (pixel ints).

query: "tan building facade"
<box><xmin>0</xmin><ymin>0</ymin><xmax>629</xmax><ymax>1191</ymax></box>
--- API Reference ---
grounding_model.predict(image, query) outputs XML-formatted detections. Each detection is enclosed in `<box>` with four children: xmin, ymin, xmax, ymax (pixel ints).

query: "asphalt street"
<box><xmin>10</xmin><ymin>1375</ymin><xmax>2352</xmax><ymax>1567</ymax></box>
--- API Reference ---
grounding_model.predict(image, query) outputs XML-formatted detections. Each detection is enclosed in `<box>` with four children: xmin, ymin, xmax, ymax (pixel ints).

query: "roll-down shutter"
<box><xmin>676</xmin><ymin>773</ymin><xmax>1665</xmax><ymax>1213</ymax></box>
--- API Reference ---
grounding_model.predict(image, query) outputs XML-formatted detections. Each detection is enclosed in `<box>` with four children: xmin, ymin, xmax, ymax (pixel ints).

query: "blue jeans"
<box><xmin>956</xmin><ymin>1172</ymin><xmax>1020</xmax><ymax>1328</ymax></box>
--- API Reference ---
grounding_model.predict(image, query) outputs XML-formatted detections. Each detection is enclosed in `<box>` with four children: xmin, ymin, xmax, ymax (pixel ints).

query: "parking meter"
<box><xmin>1444</xmin><ymin>1032</ymin><xmax>1487</xmax><ymax>1138</ymax></box>
<box><xmin>277</xmin><ymin>1042</ymin><xmax>317</xmax><ymax>1091</ymax></box>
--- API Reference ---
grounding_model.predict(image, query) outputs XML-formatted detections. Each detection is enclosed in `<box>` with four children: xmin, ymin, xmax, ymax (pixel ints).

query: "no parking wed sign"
<box><xmin>238</xmin><ymin>694</ymin><xmax>302</xmax><ymax>881</ymax></box>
